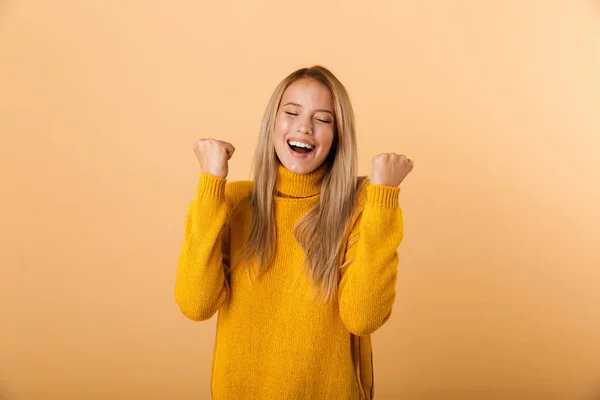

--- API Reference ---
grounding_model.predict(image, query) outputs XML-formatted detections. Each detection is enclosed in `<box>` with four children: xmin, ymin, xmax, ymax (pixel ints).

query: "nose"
<box><xmin>296</xmin><ymin>120</ymin><xmax>313</xmax><ymax>135</ymax></box>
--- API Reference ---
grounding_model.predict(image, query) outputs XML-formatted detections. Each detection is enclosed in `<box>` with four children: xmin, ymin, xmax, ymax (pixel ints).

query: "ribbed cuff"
<box><xmin>197</xmin><ymin>173</ymin><xmax>226</xmax><ymax>199</ymax></box>
<box><xmin>367</xmin><ymin>184</ymin><xmax>400</xmax><ymax>208</ymax></box>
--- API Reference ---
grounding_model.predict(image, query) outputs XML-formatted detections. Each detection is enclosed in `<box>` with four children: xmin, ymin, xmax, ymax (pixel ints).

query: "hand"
<box><xmin>370</xmin><ymin>153</ymin><xmax>414</xmax><ymax>187</ymax></box>
<box><xmin>193</xmin><ymin>138</ymin><xmax>235</xmax><ymax>179</ymax></box>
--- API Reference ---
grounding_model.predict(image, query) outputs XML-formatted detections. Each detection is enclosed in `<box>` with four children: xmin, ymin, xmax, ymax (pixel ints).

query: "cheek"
<box><xmin>274</xmin><ymin>115</ymin><xmax>291</xmax><ymax>136</ymax></box>
<box><xmin>316</xmin><ymin>127</ymin><xmax>335</xmax><ymax>148</ymax></box>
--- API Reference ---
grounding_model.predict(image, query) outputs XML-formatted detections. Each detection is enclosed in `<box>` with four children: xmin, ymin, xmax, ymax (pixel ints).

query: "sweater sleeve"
<box><xmin>174</xmin><ymin>173</ymin><xmax>231</xmax><ymax>321</ymax></box>
<box><xmin>338</xmin><ymin>183</ymin><xmax>404</xmax><ymax>336</ymax></box>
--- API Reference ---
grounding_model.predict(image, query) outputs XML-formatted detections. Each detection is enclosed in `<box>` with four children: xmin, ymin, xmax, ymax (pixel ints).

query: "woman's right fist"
<box><xmin>193</xmin><ymin>139</ymin><xmax>235</xmax><ymax>179</ymax></box>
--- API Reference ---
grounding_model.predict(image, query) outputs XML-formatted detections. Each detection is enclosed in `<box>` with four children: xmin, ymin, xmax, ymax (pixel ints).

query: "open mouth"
<box><xmin>287</xmin><ymin>140</ymin><xmax>315</xmax><ymax>154</ymax></box>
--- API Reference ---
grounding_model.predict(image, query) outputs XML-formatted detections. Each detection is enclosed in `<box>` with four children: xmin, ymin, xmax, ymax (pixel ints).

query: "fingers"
<box><xmin>192</xmin><ymin>139</ymin><xmax>235</xmax><ymax>158</ymax></box>
<box><xmin>372</xmin><ymin>153</ymin><xmax>413</xmax><ymax>164</ymax></box>
<box><xmin>223</xmin><ymin>142</ymin><xmax>236</xmax><ymax>159</ymax></box>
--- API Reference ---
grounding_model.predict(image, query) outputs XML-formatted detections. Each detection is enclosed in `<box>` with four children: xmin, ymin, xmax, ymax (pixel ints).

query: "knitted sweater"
<box><xmin>174</xmin><ymin>162</ymin><xmax>404</xmax><ymax>399</ymax></box>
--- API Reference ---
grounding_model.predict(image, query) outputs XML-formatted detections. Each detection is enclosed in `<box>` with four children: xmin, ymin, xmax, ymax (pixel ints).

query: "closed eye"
<box><xmin>316</xmin><ymin>119</ymin><xmax>332</xmax><ymax>123</ymax></box>
<box><xmin>285</xmin><ymin>111</ymin><xmax>298</xmax><ymax>116</ymax></box>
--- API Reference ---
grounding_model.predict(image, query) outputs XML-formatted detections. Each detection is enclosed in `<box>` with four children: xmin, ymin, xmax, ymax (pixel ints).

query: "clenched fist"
<box><xmin>193</xmin><ymin>138</ymin><xmax>235</xmax><ymax>179</ymax></box>
<box><xmin>370</xmin><ymin>153</ymin><xmax>414</xmax><ymax>187</ymax></box>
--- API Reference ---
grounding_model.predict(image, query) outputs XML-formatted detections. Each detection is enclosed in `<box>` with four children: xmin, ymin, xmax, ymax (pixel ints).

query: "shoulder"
<box><xmin>355</xmin><ymin>176</ymin><xmax>371</xmax><ymax>210</ymax></box>
<box><xmin>345</xmin><ymin>176</ymin><xmax>370</xmax><ymax>229</ymax></box>
<box><xmin>224</xmin><ymin>180</ymin><xmax>253</xmax><ymax>207</ymax></box>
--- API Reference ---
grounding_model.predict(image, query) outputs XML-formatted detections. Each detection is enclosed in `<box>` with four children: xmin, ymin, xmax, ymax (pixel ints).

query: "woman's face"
<box><xmin>273</xmin><ymin>78</ymin><xmax>336</xmax><ymax>174</ymax></box>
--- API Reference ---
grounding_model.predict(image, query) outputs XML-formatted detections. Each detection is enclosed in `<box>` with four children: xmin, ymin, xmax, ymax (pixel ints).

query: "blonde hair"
<box><xmin>243</xmin><ymin>65</ymin><xmax>367</xmax><ymax>303</ymax></box>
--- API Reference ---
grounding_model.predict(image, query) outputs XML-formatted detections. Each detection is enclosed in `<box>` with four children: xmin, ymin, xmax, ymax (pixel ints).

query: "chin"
<box><xmin>283</xmin><ymin>159</ymin><xmax>316</xmax><ymax>174</ymax></box>
<box><xmin>286</xmin><ymin>162</ymin><xmax>308</xmax><ymax>174</ymax></box>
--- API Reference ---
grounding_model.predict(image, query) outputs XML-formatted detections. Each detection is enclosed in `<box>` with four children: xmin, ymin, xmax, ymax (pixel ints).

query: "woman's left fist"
<box><xmin>370</xmin><ymin>153</ymin><xmax>414</xmax><ymax>187</ymax></box>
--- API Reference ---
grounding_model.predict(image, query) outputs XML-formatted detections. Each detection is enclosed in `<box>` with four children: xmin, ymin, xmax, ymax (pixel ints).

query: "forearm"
<box><xmin>338</xmin><ymin>184</ymin><xmax>404</xmax><ymax>336</ymax></box>
<box><xmin>175</xmin><ymin>173</ymin><xmax>230</xmax><ymax>321</ymax></box>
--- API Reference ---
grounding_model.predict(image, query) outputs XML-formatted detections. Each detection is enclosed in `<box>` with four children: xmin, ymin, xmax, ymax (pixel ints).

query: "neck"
<box><xmin>275</xmin><ymin>162</ymin><xmax>329</xmax><ymax>198</ymax></box>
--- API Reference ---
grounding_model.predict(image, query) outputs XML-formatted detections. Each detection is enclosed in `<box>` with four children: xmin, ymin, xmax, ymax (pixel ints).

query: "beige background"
<box><xmin>1</xmin><ymin>1</ymin><xmax>600</xmax><ymax>399</ymax></box>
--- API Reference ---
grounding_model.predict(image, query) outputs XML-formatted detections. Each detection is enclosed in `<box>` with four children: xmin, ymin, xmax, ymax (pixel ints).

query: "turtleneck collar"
<box><xmin>275</xmin><ymin>162</ymin><xmax>329</xmax><ymax>198</ymax></box>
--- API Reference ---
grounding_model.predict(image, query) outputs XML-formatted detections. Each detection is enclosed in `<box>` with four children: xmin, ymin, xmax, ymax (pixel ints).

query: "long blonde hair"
<box><xmin>243</xmin><ymin>65</ymin><xmax>367</xmax><ymax>303</ymax></box>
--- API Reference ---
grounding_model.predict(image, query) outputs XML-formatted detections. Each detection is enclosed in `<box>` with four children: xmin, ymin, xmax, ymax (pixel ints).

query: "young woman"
<box><xmin>175</xmin><ymin>65</ymin><xmax>414</xmax><ymax>399</ymax></box>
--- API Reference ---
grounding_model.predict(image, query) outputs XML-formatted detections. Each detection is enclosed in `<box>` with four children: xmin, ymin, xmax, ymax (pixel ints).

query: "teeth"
<box><xmin>288</xmin><ymin>140</ymin><xmax>314</xmax><ymax>150</ymax></box>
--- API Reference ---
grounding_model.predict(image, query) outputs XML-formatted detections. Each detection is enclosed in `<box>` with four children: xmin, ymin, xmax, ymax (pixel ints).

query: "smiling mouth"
<box><xmin>287</xmin><ymin>140</ymin><xmax>315</xmax><ymax>154</ymax></box>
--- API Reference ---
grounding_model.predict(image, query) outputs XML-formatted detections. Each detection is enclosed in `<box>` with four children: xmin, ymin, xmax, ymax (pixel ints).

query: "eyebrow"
<box><xmin>283</xmin><ymin>102</ymin><xmax>334</xmax><ymax>115</ymax></box>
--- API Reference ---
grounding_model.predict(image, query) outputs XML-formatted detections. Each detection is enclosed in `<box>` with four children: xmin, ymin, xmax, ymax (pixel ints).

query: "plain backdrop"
<box><xmin>1</xmin><ymin>1</ymin><xmax>600</xmax><ymax>399</ymax></box>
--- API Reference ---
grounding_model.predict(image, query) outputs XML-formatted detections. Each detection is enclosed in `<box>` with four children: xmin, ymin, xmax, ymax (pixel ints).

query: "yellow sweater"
<box><xmin>175</xmin><ymin>162</ymin><xmax>404</xmax><ymax>399</ymax></box>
